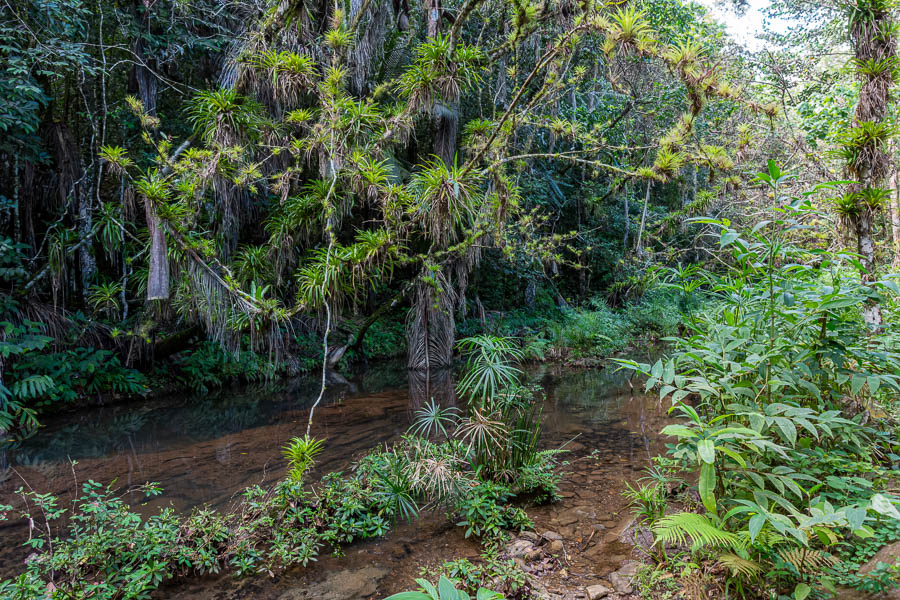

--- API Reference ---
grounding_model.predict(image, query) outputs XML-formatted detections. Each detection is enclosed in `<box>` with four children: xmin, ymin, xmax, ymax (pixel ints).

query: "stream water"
<box><xmin>0</xmin><ymin>361</ymin><xmax>670</xmax><ymax>598</ymax></box>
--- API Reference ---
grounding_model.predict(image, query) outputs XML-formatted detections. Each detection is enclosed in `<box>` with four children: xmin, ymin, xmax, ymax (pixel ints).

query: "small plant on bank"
<box><xmin>283</xmin><ymin>435</ymin><xmax>325</xmax><ymax>482</ymax></box>
<box><xmin>384</xmin><ymin>576</ymin><xmax>504</xmax><ymax>600</ymax></box>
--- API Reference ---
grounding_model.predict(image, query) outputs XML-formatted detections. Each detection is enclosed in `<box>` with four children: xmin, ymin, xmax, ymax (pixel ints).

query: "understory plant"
<box><xmin>617</xmin><ymin>163</ymin><xmax>900</xmax><ymax>599</ymax></box>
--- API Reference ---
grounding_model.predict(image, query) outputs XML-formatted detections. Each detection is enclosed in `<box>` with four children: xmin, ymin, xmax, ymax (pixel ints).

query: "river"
<box><xmin>0</xmin><ymin>361</ymin><xmax>670</xmax><ymax>598</ymax></box>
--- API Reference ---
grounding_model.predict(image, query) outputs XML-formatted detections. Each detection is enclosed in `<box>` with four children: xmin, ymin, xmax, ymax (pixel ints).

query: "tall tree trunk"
<box><xmin>132</xmin><ymin>0</ymin><xmax>168</xmax><ymax>301</ymax></box>
<box><xmin>847</xmin><ymin>3</ymin><xmax>896</xmax><ymax>327</ymax></box>
<box><xmin>408</xmin><ymin>0</ymin><xmax>461</xmax><ymax>372</ymax></box>
<box><xmin>890</xmin><ymin>165</ymin><xmax>900</xmax><ymax>269</ymax></box>
<box><xmin>636</xmin><ymin>180</ymin><xmax>652</xmax><ymax>257</ymax></box>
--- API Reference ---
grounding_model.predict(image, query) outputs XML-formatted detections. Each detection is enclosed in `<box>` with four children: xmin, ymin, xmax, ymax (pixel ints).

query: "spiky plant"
<box><xmin>608</xmin><ymin>6</ymin><xmax>656</xmax><ymax>54</ymax></box>
<box><xmin>282</xmin><ymin>435</ymin><xmax>325</xmax><ymax>483</ymax></box>
<box><xmin>455</xmin><ymin>335</ymin><xmax>524</xmax><ymax>402</ymax></box>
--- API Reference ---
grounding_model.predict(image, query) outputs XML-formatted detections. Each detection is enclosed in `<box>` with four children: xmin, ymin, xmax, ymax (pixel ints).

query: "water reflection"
<box><xmin>407</xmin><ymin>367</ymin><xmax>457</xmax><ymax>413</ymax></box>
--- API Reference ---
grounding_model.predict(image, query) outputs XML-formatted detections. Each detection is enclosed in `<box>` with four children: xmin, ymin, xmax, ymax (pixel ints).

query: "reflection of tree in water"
<box><xmin>177</xmin><ymin>394</ymin><xmax>266</xmax><ymax>438</ymax></box>
<box><xmin>14</xmin><ymin>413</ymin><xmax>148</xmax><ymax>464</ymax></box>
<box><xmin>356</xmin><ymin>360</ymin><xmax>408</xmax><ymax>392</ymax></box>
<box><xmin>407</xmin><ymin>367</ymin><xmax>457</xmax><ymax>416</ymax></box>
<box><xmin>540</xmin><ymin>364</ymin><xmax>634</xmax><ymax>420</ymax></box>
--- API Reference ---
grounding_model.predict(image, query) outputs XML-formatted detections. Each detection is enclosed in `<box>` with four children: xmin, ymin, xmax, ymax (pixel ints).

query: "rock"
<box><xmin>608</xmin><ymin>572</ymin><xmax>632</xmax><ymax>595</ymax></box>
<box><xmin>278</xmin><ymin>566</ymin><xmax>388</xmax><ymax>600</ymax></box>
<box><xmin>555</xmin><ymin>511</ymin><xmax>579</xmax><ymax>526</ymax></box>
<box><xmin>542</xmin><ymin>530</ymin><xmax>563</xmax><ymax>541</ymax></box>
<box><xmin>617</xmin><ymin>560</ymin><xmax>642</xmax><ymax>577</ymax></box>
<box><xmin>527</xmin><ymin>548</ymin><xmax>544</xmax><ymax>562</ymax></box>
<box><xmin>585</xmin><ymin>584</ymin><xmax>611</xmax><ymax>600</ymax></box>
<box><xmin>549</xmin><ymin>540</ymin><xmax>564</xmax><ymax>554</ymax></box>
<box><xmin>520</xmin><ymin>531</ymin><xmax>540</xmax><ymax>542</ymax></box>
<box><xmin>507</xmin><ymin>538</ymin><xmax>534</xmax><ymax>558</ymax></box>
<box><xmin>860</xmin><ymin>541</ymin><xmax>900</xmax><ymax>574</ymax></box>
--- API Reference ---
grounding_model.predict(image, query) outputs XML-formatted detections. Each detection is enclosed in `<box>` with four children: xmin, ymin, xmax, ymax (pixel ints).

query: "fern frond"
<box><xmin>777</xmin><ymin>547</ymin><xmax>838</xmax><ymax>575</ymax></box>
<box><xmin>653</xmin><ymin>512</ymin><xmax>743</xmax><ymax>552</ymax></box>
<box><xmin>11</xmin><ymin>375</ymin><xmax>55</xmax><ymax>400</ymax></box>
<box><xmin>717</xmin><ymin>553</ymin><xmax>762</xmax><ymax>578</ymax></box>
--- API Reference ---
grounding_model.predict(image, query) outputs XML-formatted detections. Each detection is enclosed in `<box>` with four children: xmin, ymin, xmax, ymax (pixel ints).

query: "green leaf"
<box><xmin>699</xmin><ymin>462</ymin><xmax>717</xmax><ymax>514</ymax></box>
<box><xmin>794</xmin><ymin>583</ymin><xmax>811</xmax><ymax>600</ymax></box>
<box><xmin>868</xmin><ymin>376</ymin><xmax>881</xmax><ymax>395</ymax></box>
<box><xmin>851</xmin><ymin>374</ymin><xmax>867</xmax><ymax>395</ymax></box>
<box><xmin>748</xmin><ymin>513</ymin><xmax>765</xmax><ymax>542</ymax></box>
<box><xmin>438</xmin><ymin>576</ymin><xmax>458</xmax><ymax>600</ymax></box>
<box><xmin>698</xmin><ymin>439</ymin><xmax>716</xmax><ymax>464</ymax></box>
<box><xmin>870</xmin><ymin>494</ymin><xmax>900</xmax><ymax>520</ymax></box>
<box><xmin>774</xmin><ymin>417</ymin><xmax>797</xmax><ymax>446</ymax></box>
<box><xmin>661</xmin><ymin>425</ymin><xmax>698</xmax><ymax>438</ymax></box>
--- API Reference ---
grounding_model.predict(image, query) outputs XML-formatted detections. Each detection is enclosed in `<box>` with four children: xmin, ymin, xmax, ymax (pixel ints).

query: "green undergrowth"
<box><xmin>618</xmin><ymin>167</ymin><xmax>900</xmax><ymax>600</ymax></box>
<box><xmin>459</xmin><ymin>288</ymin><xmax>692</xmax><ymax>364</ymax></box>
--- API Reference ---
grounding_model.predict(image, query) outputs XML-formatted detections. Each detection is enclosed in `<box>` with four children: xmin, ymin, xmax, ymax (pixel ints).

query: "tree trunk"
<box><xmin>145</xmin><ymin>199</ymin><xmax>170</xmax><ymax>300</ymax></box>
<box><xmin>846</xmin><ymin>3</ymin><xmax>895</xmax><ymax>327</ymax></box>
<box><xmin>890</xmin><ymin>166</ymin><xmax>900</xmax><ymax>269</ymax></box>
<box><xmin>636</xmin><ymin>180</ymin><xmax>652</xmax><ymax>257</ymax></box>
<box><xmin>132</xmin><ymin>2</ymin><xmax>168</xmax><ymax>301</ymax></box>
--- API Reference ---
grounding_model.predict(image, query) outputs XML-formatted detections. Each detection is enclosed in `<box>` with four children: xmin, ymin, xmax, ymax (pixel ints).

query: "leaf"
<box><xmin>748</xmin><ymin>513</ymin><xmax>765</xmax><ymax>542</ymax></box>
<box><xmin>698</xmin><ymin>439</ymin><xmax>716</xmax><ymax>464</ymax></box>
<box><xmin>794</xmin><ymin>583</ymin><xmax>811</xmax><ymax>600</ymax></box>
<box><xmin>868</xmin><ymin>376</ymin><xmax>881</xmax><ymax>395</ymax></box>
<box><xmin>851</xmin><ymin>374</ymin><xmax>867</xmax><ymax>395</ymax></box>
<box><xmin>870</xmin><ymin>494</ymin><xmax>900</xmax><ymax>520</ymax></box>
<box><xmin>699</xmin><ymin>462</ymin><xmax>717</xmax><ymax>514</ymax></box>
<box><xmin>661</xmin><ymin>425</ymin><xmax>697</xmax><ymax>439</ymax></box>
<box><xmin>720</xmin><ymin>231</ymin><xmax>739</xmax><ymax>247</ymax></box>
<box><xmin>846</xmin><ymin>507</ymin><xmax>867</xmax><ymax>531</ymax></box>
<box><xmin>774</xmin><ymin>417</ymin><xmax>797</xmax><ymax>446</ymax></box>
<box><xmin>438</xmin><ymin>576</ymin><xmax>458</xmax><ymax>600</ymax></box>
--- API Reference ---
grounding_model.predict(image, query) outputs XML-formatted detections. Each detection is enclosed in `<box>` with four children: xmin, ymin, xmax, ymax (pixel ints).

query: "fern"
<box><xmin>717</xmin><ymin>553</ymin><xmax>762</xmax><ymax>578</ymax></box>
<box><xmin>10</xmin><ymin>375</ymin><xmax>55</xmax><ymax>400</ymax></box>
<box><xmin>777</xmin><ymin>547</ymin><xmax>838</xmax><ymax>576</ymax></box>
<box><xmin>653</xmin><ymin>512</ymin><xmax>743</xmax><ymax>552</ymax></box>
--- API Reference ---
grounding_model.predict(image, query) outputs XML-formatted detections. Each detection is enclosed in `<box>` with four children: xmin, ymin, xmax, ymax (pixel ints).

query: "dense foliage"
<box><xmin>617</xmin><ymin>163</ymin><xmax>900</xmax><ymax>598</ymax></box>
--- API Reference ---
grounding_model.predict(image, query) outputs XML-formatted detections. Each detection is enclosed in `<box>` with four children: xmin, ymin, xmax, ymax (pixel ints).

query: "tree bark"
<box><xmin>636</xmin><ymin>180</ymin><xmax>651</xmax><ymax>257</ymax></box>
<box><xmin>890</xmin><ymin>165</ymin><xmax>900</xmax><ymax>269</ymax></box>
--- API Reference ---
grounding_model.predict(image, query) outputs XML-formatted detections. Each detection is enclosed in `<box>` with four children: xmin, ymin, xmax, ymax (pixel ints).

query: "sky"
<box><xmin>697</xmin><ymin>0</ymin><xmax>794</xmax><ymax>51</ymax></box>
